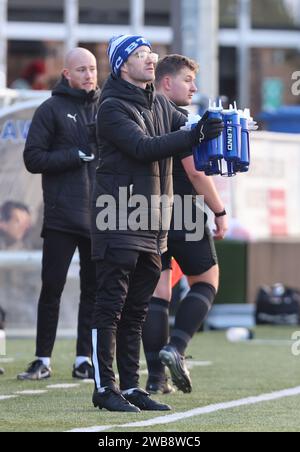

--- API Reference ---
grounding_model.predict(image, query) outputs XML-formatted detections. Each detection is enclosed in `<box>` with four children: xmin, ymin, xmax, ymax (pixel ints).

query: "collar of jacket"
<box><xmin>100</xmin><ymin>74</ymin><xmax>155</xmax><ymax>110</ymax></box>
<box><xmin>52</xmin><ymin>75</ymin><xmax>101</xmax><ymax>104</ymax></box>
<box><xmin>169</xmin><ymin>100</ymin><xmax>188</xmax><ymax>117</ymax></box>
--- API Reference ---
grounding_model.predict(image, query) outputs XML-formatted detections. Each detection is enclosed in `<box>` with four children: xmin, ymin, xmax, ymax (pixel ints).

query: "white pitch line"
<box><xmin>115</xmin><ymin>363</ymin><xmax>212</xmax><ymax>380</ymax></box>
<box><xmin>82</xmin><ymin>361</ymin><xmax>212</xmax><ymax>384</ymax></box>
<box><xmin>247</xmin><ymin>339</ymin><xmax>293</xmax><ymax>346</ymax></box>
<box><xmin>0</xmin><ymin>395</ymin><xmax>18</xmax><ymax>401</ymax></box>
<box><xmin>186</xmin><ymin>360</ymin><xmax>212</xmax><ymax>368</ymax></box>
<box><xmin>139</xmin><ymin>359</ymin><xmax>212</xmax><ymax>368</ymax></box>
<box><xmin>15</xmin><ymin>390</ymin><xmax>48</xmax><ymax>395</ymax></box>
<box><xmin>0</xmin><ymin>357</ymin><xmax>15</xmax><ymax>363</ymax></box>
<box><xmin>67</xmin><ymin>385</ymin><xmax>300</xmax><ymax>432</ymax></box>
<box><xmin>68</xmin><ymin>425</ymin><xmax>116</xmax><ymax>432</ymax></box>
<box><xmin>47</xmin><ymin>383</ymin><xmax>80</xmax><ymax>389</ymax></box>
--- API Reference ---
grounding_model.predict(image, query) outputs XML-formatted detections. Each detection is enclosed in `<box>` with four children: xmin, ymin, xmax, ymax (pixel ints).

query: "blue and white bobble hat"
<box><xmin>107</xmin><ymin>34</ymin><xmax>152</xmax><ymax>77</ymax></box>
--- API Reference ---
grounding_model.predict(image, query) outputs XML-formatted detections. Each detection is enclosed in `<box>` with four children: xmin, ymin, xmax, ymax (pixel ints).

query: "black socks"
<box><xmin>142</xmin><ymin>297</ymin><xmax>169</xmax><ymax>378</ymax></box>
<box><xmin>170</xmin><ymin>282</ymin><xmax>216</xmax><ymax>355</ymax></box>
<box><xmin>143</xmin><ymin>282</ymin><xmax>216</xmax><ymax>377</ymax></box>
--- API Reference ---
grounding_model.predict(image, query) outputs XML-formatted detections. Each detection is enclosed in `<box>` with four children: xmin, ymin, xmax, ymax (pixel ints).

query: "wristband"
<box><xmin>214</xmin><ymin>209</ymin><xmax>226</xmax><ymax>217</ymax></box>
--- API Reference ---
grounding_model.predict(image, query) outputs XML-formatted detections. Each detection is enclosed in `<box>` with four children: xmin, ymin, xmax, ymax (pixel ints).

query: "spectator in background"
<box><xmin>10</xmin><ymin>59</ymin><xmax>48</xmax><ymax>90</ymax></box>
<box><xmin>0</xmin><ymin>201</ymin><xmax>32</xmax><ymax>250</ymax></box>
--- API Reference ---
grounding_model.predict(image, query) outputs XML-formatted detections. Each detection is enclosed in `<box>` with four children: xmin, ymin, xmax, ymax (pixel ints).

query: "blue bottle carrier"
<box><xmin>192</xmin><ymin>101</ymin><xmax>257</xmax><ymax>177</ymax></box>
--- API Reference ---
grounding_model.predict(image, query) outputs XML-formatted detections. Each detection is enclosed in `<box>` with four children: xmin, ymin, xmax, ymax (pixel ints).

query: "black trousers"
<box><xmin>36</xmin><ymin>229</ymin><xmax>96</xmax><ymax>358</ymax></box>
<box><xmin>92</xmin><ymin>248</ymin><xmax>161</xmax><ymax>391</ymax></box>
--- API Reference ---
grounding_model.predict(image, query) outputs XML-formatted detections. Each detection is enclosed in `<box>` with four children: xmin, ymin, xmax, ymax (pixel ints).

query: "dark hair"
<box><xmin>155</xmin><ymin>54</ymin><xmax>199</xmax><ymax>86</ymax></box>
<box><xmin>0</xmin><ymin>201</ymin><xmax>30</xmax><ymax>221</ymax></box>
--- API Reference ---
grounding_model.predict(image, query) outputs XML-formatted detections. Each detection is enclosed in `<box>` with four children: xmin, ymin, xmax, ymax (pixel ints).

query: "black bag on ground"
<box><xmin>255</xmin><ymin>283</ymin><xmax>300</xmax><ymax>325</ymax></box>
<box><xmin>0</xmin><ymin>306</ymin><xmax>5</xmax><ymax>330</ymax></box>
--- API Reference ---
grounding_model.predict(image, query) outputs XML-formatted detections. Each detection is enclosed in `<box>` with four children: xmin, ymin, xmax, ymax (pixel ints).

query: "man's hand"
<box><xmin>192</xmin><ymin>111</ymin><xmax>224</xmax><ymax>145</ymax></box>
<box><xmin>213</xmin><ymin>214</ymin><xmax>228</xmax><ymax>240</ymax></box>
<box><xmin>78</xmin><ymin>150</ymin><xmax>95</xmax><ymax>162</ymax></box>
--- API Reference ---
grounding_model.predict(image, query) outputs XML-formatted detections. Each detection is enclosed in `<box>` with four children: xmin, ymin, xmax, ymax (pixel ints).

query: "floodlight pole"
<box><xmin>237</xmin><ymin>0</ymin><xmax>251</xmax><ymax>107</ymax></box>
<box><xmin>0</xmin><ymin>0</ymin><xmax>8</xmax><ymax>88</ymax></box>
<box><xmin>172</xmin><ymin>0</ymin><xmax>219</xmax><ymax>101</ymax></box>
<box><xmin>130</xmin><ymin>0</ymin><xmax>145</xmax><ymax>34</ymax></box>
<box><xmin>64</xmin><ymin>0</ymin><xmax>79</xmax><ymax>54</ymax></box>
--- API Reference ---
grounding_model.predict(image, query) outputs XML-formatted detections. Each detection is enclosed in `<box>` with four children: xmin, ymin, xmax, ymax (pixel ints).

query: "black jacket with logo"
<box><xmin>23</xmin><ymin>77</ymin><xmax>100</xmax><ymax>238</ymax></box>
<box><xmin>91</xmin><ymin>75</ymin><xmax>196</xmax><ymax>258</ymax></box>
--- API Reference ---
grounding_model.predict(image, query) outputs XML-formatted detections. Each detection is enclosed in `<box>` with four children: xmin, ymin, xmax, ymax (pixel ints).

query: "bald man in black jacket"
<box><xmin>18</xmin><ymin>48</ymin><xmax>100</xmax><ymax>381</ymax></box>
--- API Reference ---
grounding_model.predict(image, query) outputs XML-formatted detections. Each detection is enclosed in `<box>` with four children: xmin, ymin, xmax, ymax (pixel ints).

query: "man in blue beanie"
<box><xmin>107</xmin><ymin>34</ymin><xmax>152</xmax><ymax>77</ymax></box>
<box><xmin>91</xmin><ymin>35</ymin><xmax>224</xmax><ymax>412</ymax></box>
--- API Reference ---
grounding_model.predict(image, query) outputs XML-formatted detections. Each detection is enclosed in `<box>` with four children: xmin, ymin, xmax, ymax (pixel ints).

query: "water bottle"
<box><xmin>186</xmin><ymin>114</ymin><xmax>211</xmax><ymax>173</ymax></box>
<box><xmin>193</xmin><ymin>138</ymin><xmax>211</xmax><ymax>173</ymax></box>
<box><xmin>190</xmin><ymin>101</ymin><xmax>255</xmax><ymax>177</ymax></box>
<box><xmin>242</xmin><ymin>108</ymin><xmax>258</xmax><ymax>132</ymax></box>
<box><xmin>237</xmin><ymin>109</ymin><xmax>250</xmax><ymax>173</ymax></box>
<box><xmin>204</xmin><ymin>100</ymin><xmax>224</xmax><ymax>175</ymax></box>
<box><xmin>222</xmin><ymin>103</ymin><xmax>241</xmax><ymax>177</ymax></box>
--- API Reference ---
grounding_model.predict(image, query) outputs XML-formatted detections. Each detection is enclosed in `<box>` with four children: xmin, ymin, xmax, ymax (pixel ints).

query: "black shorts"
<box><xmin>161</xmin><ymin>225</ymin><xmax>218</xmax><ymax>276</ymax></box>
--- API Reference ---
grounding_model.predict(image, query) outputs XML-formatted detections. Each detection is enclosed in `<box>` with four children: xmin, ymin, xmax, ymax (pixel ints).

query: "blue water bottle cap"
<box><xmin>222</xmin><ymin>104</ymin><xmax>240</xmax><ymax>124</ymax></box>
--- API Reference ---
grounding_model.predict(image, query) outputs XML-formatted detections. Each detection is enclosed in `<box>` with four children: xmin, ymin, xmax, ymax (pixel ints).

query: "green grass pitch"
<box><xmin>1</xmin><ymin>326</ymin><xmax>300</xmax><ymax>432</ymax></box>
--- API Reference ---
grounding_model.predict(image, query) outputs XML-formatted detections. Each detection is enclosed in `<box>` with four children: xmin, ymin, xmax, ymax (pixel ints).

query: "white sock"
<box><xmin>75</xmin><ymin>356</ymin><xmax>90</xmax><ymax>368</ymax></box>
<box><xmin>37</xmin><ymin>357</ymin><xmax>51</xmax><ymax>367</ymax></box>
<box><xmin>97</xmin><ymin>386</ymin><xmax>108</xmax><ymax>393</ymax></box>
<box><xmin>122</xmin><ymin>387</ymin><xmax>139</xmax><ymax>395</ymax></box>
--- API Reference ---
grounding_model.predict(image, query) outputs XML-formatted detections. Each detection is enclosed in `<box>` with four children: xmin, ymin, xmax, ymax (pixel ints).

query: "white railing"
<box><xmin>0</xmin><ymin>250</ymin><xmax>79</xmax><ymax>267</ymax></box>
<box><xmin>0</xmin><ymin>88</ymin><xmax>50</xmax><ymax>108</ymax></box>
